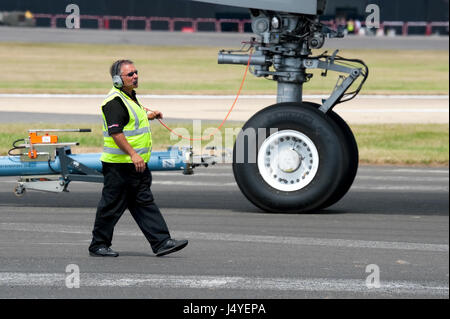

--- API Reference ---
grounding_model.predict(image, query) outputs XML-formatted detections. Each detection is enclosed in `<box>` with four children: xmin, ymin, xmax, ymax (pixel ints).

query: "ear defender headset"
<box><xmin>112</xmin><ymin>61</ymin><xmax>124</xmax><ymax>89</ymax></box>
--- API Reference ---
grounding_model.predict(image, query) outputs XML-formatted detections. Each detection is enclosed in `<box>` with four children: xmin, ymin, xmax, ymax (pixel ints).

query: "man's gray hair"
<box><xmin>110</xmin><ymin>59</ymin><xmax>134</xmax><ymax>77</ymax></box>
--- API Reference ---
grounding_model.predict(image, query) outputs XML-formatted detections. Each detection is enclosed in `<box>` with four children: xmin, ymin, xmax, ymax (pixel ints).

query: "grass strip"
<box><xmin>0</xmin><ymin>43</ymin><xmax>448</xmax><ymax>95</ymax></box>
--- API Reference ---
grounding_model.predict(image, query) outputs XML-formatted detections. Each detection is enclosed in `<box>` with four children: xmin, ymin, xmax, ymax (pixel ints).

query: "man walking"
<box><xmin>89</xmin><ymin>59</ymin><xmax>188</xmax><ymax>257</ymax></box>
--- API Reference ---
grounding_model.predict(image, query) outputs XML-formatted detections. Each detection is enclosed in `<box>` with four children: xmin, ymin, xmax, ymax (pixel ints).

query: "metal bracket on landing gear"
<box><xmin>303</xmin><ymin>54</ymin><xmax>363</xmax><ymax>113</ymax></box>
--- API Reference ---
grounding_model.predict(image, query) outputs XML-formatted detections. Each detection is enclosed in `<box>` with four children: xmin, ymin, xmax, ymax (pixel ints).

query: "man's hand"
<box><xmin>145</xmin><ymin>108</ymin><xmax>163</xmax><ymax>121</ymax></box>
<box><xmin>112</xmin><ymin>133</ymin><xmax>147</xmax><ymax>173</ymax></box>
<box><xmin>131</xmin><ymin>153</ymin><xmax>146</xmax><ymax>173</ymax></box>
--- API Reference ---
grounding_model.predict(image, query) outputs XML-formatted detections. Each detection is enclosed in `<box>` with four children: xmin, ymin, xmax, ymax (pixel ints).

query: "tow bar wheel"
<box><xmin>257</xmin><ymin>130</ymin><xmax>319</xmax><ymax>192</ymax></box>
<box><xmin>14</xmin><ymin>184</ymin><xmax>26</xmax><ymax>197</ymax></box>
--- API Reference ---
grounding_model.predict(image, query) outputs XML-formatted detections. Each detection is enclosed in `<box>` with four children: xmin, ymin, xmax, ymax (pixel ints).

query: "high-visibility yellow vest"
<box><xmin>100</xmin><ymin>87</ymin><xmax>152</xmax><ymax>163</ymax></box>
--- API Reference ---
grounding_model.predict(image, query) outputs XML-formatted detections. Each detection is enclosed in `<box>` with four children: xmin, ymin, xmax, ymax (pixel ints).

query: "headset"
<box><xmin>112</xmin><ymin>61</ymin><xmax>124</xmax><ymax>89</ymax></box>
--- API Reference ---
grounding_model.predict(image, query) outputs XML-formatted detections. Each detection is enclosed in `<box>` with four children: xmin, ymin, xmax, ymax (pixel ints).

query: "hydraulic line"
<box><xmin>7</xmin><ymin>138</ymin><xmax>25</xmax><ymax>157</ymax></box>
<box><xmin>152</xmin><ymin>50</ymin><xmax>254</xmax><ymax>142</ymax></box>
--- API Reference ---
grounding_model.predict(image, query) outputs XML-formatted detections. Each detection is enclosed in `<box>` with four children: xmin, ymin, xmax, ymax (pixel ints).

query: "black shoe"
<box><xmin>89</xmin><ymin>247</ymin><xmax>119</xmax><ymax>257</ymax></box>
<box><xmin>156</xmin><ymin>239</ymin><xmax>188</xmax><ymax>257</ymax></box>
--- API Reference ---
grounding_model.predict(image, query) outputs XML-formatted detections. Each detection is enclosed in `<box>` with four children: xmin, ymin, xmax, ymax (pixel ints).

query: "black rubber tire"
<box><xmin>303</xmin><ymin>102</ymin><xmax>359</xmax><ymax>209</ymax></box>
<box><xmin>322</xmin><ymin>109</ymin><xmax>359</xmax><ymax>208</ymax></box>
<box><xmin>232</xmin><ymin>103</ymin><xmax>345</xmax><ymax>214</ymax></box>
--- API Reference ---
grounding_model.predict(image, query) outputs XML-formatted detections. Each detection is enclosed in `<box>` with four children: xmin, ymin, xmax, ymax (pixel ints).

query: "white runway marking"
<box><xmin>0</xmin><ymin>179</ymin><xmax>448</xmax><ymax>192</ymax></box>
<box><xmin>368</xmin><ymin>168</ymin><xmax>448</xmax><ymax>174</ymax></box>
<box><xmin>0</xmin><ymin>223</ymin><xmax>447</xmax><ymax>252</ymax></box>
<box><xmin>356</xmin><ymin>176</ymin><xmax>449</xmax><ymax>182</ymax></box>
<box><xmin>152</xmin><ymin>181</ymin><xmax>450</xmax><ymax>192</ymax></box>
<box><xmin>342</xmin><ymin>109</ymin><xmax>448</xmax><ymax>113</ymax></box>
<box><xmin>155</xmin><ymin>172</ymin><xmax>449</xmax><ymax>181</ymax></box>
<box><xmin>352</xmin><ymin>185</ymin><xmax>449</xmax><ymax>192</ymax></box>
<box><xmin>153</xmin><ymin>181</ymin><xmax>237</xmax><ymax>187</ymax></box>
<box><xmin>0</xmin><ymin>241</ymin><xmax>89</xmax><ymax>246</ymax></box>
<box><xmin>3</xmin><ymin>180</ymin><xmax>445</xmax><ymax>192</ymax></box>
<box><xmin>0</xmin><ymin>272</ymin><xmax>447</xmax><ymax>296</ymax></box>
<box><xmin>153</xmin><ymin>172</ymin><xmax>233</xmax><ymax>177</ymax></box>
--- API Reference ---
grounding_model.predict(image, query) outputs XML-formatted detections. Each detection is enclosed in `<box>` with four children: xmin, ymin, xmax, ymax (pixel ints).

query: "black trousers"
<box><xmin>89</xmin><ymin>162</ymin><xmax>171</xmax><ymax>253</ymax></box>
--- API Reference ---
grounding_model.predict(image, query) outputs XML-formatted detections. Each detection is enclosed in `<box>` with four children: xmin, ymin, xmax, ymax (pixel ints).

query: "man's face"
<box><xmin>120</xmin><ymin>63</ymin><xmax>139</xmax><ymax>89</ymax></box>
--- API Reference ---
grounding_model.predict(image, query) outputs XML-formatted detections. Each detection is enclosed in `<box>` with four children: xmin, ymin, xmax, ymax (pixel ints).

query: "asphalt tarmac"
<box><xmin>0</xmin><ymin>165</ymin><xmax>448</xmax><ymax>299</ymax></box>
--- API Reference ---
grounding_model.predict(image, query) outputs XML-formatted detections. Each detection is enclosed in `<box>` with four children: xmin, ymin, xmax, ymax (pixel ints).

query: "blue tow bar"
<box><xmin>0</xmin><ymin>149</ymin><xmax>188</xmax><ymax>177</ymax></box>
<box><xmin>1</xmin><ymin>129</ymin><xmax>215</xmax><ymax>196</ymax></box>
<box><xmin>1</xmin><ymin>147</ymin><xmax>199</xmax><ymax>196</ymax></box>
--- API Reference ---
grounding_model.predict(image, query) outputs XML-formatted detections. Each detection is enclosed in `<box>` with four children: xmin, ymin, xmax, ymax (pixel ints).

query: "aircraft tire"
<box><xmin>232</xmin><ymin>103</ymin><xmax>345</xmax><ymax>213</ymax></box>
<box><xmin>319</xmin><ymin>106</ymin><xmax>359</xmax><ymax>209</ymax></box>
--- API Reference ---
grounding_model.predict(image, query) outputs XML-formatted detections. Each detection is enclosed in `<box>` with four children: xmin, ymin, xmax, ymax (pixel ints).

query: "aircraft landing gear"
<box><xmin>213</xmin><ymin>8</ymin><xmax>368</xmax><ymax>213</ymax></box>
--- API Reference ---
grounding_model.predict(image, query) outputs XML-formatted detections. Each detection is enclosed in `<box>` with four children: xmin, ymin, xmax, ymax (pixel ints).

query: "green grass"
<box><xmin>1</xmin><ymin>123</ymin><xmax>448</xmax><ymax>166</ymax></box>
<box><xmin>354</xmin><ymin>124</ymin><xmax>449</xmax><ymax>166</ymax></box>
<box><xmin>0</xmin><ymin>43</ymin><xmax>448</xmax><ymax>94</ymax></box>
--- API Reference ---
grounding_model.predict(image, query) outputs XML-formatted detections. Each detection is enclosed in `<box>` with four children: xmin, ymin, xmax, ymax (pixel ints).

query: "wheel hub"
<box><xmin>257</xmin><ymin>130</ymin><xmax>319</xmax><ymax>192</ymax></box>
<box><xmin>277</xmin><ymin>148</ymin><xmax>301</xmax><ymax>173</ymax></box>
